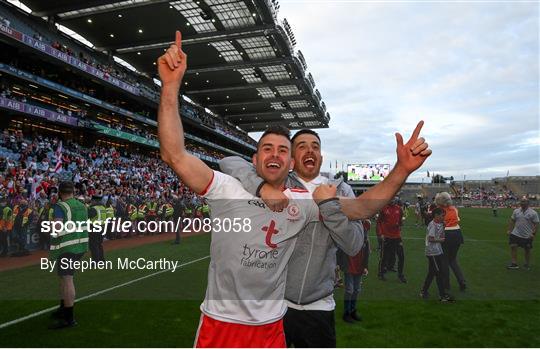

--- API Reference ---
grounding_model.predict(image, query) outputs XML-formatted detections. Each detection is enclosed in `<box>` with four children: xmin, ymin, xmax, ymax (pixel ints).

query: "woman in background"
<box><xmin>435</xmin><ymin>192</ymin><xmax>467</xmax><ymax>291</ymax></box>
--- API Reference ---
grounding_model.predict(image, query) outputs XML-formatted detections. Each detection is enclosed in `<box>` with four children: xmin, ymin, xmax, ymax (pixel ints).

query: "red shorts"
<box><xmin>195</xmin><ymin>314</ymin><xmax>286</xmax><ymax>348</ymax></box>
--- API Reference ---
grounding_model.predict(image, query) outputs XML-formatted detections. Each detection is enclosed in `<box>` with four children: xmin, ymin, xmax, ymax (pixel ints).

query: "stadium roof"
<box><xmin>22</xmin><ymin>0</ymin><xmax>330</xmax><ymax>132</ymax></box>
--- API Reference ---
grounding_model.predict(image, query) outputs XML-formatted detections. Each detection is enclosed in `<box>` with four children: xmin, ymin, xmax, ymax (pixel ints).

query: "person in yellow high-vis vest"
<box><xmin>184</xmin><ymin>204</ymin><xmax>193</xmax><ymax>220</ymax></box>
<box><xmin>158</xmin><ymin>201</ymin><xmax>174</xmax><ymax>221</ymax></box>
<box><xmin>146</xmin><ymin>199</ymin><xmax>158</xmax><ymax>235</ymax></box>
<box><xmin>127</xmin><ymin>200</ymin><xmax>138</xmax><ymax>237</ymax></box>
<box><xmin>201</xmin><ymin>200</ymin><xmax>210</xmax><ymax>219</ymax></box>
<box><xmin>37</xmin><ymin>201</ymin><xmax>54</xmax><ymax>251</ymax></box>
<box><xmin>137</xmin><ymin>202</ymin><xmax>147</xmax><ymax>235</ymax></box>
<box><xmin>87</xmin><ymin>195</ymin><xmax>106</xmax><ymax>262</ymax></box>
<box><xmin>12</xmin><ymin>199</ymin><xmax>33</xmax><ymax>255</ymax></box>
<box><xmin>105</xmin><ymin>199</ymin><xmax>116</xmax><ymax>240</ymax></box>
<box><xmin>49</xmin><ymin>181</ymin><xmax>88</xmax><ymax>329</ymax></box>
<box><xmin>0</xmin><ymin>197</ymin><xmax>12</xmax><ymax>257</ymax></box>
<box><xmin>137</xmin><ymin>203</ymin><xmax>147</xmax><ymax>220</ymax></box>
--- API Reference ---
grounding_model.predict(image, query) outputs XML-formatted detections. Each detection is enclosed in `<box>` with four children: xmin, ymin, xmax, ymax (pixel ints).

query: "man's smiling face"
<box><xmin>292</xmin><ymin>133</ymin><xmax>322</xmax><ymax>181</ymax></box>
<box><xmin>253</xmin><ymin>133</ymin><xmax>293</xmax><ymax>188</ymax></box>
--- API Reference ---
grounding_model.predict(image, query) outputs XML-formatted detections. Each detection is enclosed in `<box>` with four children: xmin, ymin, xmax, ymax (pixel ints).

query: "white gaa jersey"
<box><xmin>200</xmin><ymin>171</ymin><xmax>320</xmax><ymax>325</ymax></box>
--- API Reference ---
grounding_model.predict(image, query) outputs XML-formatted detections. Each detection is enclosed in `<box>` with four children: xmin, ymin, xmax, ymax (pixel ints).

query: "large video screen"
<box><xmin>347</xmin><ymin>164</ymin><xmax>391</xmax><ymax>181</ymax></box>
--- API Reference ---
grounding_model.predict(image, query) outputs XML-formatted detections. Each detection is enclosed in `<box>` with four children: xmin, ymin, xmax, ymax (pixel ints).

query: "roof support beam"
<box><xmin>208</xmin><ymin>95</ymin><xmax>313</xmax><ymax>108</ymax></box>
<box><xmin>185</xmin><ymin>57</ymin><xmax>293</xmax><ymax>75</ymax></box>
<box><xmin>238</xmin><ymin>120</ymin><xmax>327</xmax><ymax>132</ymax></box>
<box><xmin>184</xmin><ymin>79</ymin><xmax>304</xmax><ymax>95</ymax></box>
<box><xmin>32</xmin><ymin>0</ymin><xmax>121</xmax><ymax>17</ymax></box>
<box><xmin>43</xmin><ymin>0</ymin><xmax>173</xmax><ymax>19</ymax></box>
<box><xmin>227</xmin><ymin>107</ymin><xmax>320</xmax><ymax>120</ymax></box>
<box><xmin>100</xmin><ymin>26</ymin><xmax>276</xmax><ymax>52</ymax></box>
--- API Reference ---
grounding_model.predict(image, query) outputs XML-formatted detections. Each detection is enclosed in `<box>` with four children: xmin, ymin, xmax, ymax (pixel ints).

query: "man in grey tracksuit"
<box><xmin>220</xmin><ymin>129</ymin><xmax>363</xmax><ymax>347</ymax></box>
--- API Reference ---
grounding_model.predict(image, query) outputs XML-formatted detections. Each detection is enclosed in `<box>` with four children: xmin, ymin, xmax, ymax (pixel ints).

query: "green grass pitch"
<box><xmin>0</xmin><ymin>208</ymin><xmax>538</xmax><ymax>347</ymax></box>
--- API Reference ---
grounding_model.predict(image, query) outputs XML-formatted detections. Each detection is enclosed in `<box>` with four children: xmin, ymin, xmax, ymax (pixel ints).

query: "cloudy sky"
<box><xmin>251</xmin><ymin>0</ymin><xmax>539</xmax><ymax>182</ymax></box>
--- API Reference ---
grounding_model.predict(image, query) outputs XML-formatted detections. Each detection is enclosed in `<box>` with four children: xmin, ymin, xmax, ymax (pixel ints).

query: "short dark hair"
<box><xmin>432</xmin><ymin>207</ymin><xmax>445</xmax><ymax>217</ymax></box>
<box><xmin>58</xmin><ymin>181</ymin><xmax>75</xmax><ymax>195</ymax></box>
<box><xmin>257</xmin><ymin>125</ymin><xmax>291</xmax><ymax>149</ymax></box>
<box><xmin>291</xmin><ymin>129</ymin><xmax>321</xmax><ymax>145</ymax></box>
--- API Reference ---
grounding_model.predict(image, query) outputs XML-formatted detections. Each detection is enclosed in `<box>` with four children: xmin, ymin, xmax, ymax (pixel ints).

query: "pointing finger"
<box><xmin>407</xmin><ymin>120</ymin><xmax>424</xmax><ymax>145</ymax></box>
<box><xmin>175</xmin><ymin>30</ymin><xmax>182</xmax><ymax>50</ymax></box>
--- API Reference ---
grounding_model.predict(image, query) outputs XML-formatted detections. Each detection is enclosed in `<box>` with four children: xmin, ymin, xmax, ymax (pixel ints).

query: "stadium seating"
<box><xmin>0</xmin><ymin>4</ymin><xmax>256</xmax><ymax>150</ymax></box>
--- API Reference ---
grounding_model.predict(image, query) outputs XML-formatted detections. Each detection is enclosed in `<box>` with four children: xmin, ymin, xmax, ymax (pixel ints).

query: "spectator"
<box><xmin>506</xmin><ymin>197</ymin><xmax>539</xmax><ymax>270</ymax></box>
<box><xmin>420</xmin><ymin>207</ymin><xmax>454</xmax><ymax>302</ymax></box>
<box><xmin>377</xmin><ymin>198</ymin><xmax>407</xmax><ymax>283</ymax></box>
<box><xmin>435</xmin><ymin>192</ymin><xmax>467</xmax><ymax>291</ymax></box>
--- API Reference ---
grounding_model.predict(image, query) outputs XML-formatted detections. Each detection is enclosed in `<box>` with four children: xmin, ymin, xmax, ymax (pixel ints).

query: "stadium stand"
<box><xmin>350</xmin><ymin>177</ymin><xmax>537</xmax><ymax>208</ymax></box>
<box><xmin>493</xmin><ymin>176</ymin><xmax>540</xmax><ymax>198</ymax></box>
<box><xmin>0</xmin><ymin>0</ymin><xmax>332</xmax><ymax>254</ymax></box>
<box><xmin>421</xmin><ymin>184</ymin><xmax>451</xmax><ymax>202</ymax></box>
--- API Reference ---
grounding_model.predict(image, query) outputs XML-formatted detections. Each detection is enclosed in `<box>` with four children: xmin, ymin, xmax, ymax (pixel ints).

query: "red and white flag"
<box><xmin>54</xmin><ymin>141</ymin><xmax>63</xmax><ymax>173</ymax></box>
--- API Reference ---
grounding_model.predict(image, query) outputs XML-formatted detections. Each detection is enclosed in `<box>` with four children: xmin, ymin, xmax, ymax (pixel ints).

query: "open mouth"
<box><xmin>303</xmin><ymin>157</ymin><xmax>316</xmax><ymax>169</ymax></box>
<box><xmin>266</xmin><ymin>161</ymin><xmax>282</xmax><ymax>169</ymax></box>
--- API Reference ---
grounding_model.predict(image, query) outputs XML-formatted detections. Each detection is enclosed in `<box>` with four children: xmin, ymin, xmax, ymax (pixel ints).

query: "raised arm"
<box><xmin>341</xmin><ymin>121</ymin><xmax>432</xmax><ymax>220</ymax></box>
<box><xmin>158</xmin><ymin>31</ymin><xmax>213</xmax><ymax>194</ymax></box>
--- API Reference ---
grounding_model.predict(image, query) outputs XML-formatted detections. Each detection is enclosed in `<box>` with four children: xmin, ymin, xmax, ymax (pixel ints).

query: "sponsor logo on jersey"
<box><xmin>239</xmin><ymin>219</ymin><xmax>281</xmax><ymax>270</ymax></box>
<box><xmin>248</xmin><ymin>200</ymin><xmax>266</xmax><ymax>209</ymax></box>
<box><xmin>262</xmin><ymin>219</ymin><xmax>279</xmax><ymax>249</ymax></box>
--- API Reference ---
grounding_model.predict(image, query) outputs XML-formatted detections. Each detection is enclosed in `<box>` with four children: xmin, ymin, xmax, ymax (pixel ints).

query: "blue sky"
<box><xmin>250</xmin><ymin>0</ymin><xmax>539</xmax><ymax>182</ymax></box>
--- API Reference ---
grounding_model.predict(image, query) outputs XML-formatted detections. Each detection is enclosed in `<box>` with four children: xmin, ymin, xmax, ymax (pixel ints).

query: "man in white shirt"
<box><xmin>507</xmin><ymin>197</ymin><xmax>539</xmax><ymax>270</ymax></box>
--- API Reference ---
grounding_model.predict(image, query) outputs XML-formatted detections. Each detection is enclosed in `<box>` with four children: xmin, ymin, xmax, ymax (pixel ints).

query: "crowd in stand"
<box><xmin>0</xmin><ymin>129</ymin><xmax>217</xmax><ymax>256</ymax></box>
<box><xmin>2</xmin><ymin>12</ymin><xmax>257</xmax><ymax>147</ymax></box>
<box><xmin>0</xmin><ymin>56</ymin><xmax>257</xmax><ymax>147</ymax></box>
<box><xmin>0</xmin><ymin>82</ymin><xmax>89</xmax><ymax>117</ymax></box>
<box><xmin>0</xmin><ymin>83</ymin><xmax>240</xmax><ymax>153</ymax></box>
<box><xmin>451</xmin><ymin>185</ymin><xmax>521</xmax><ymax>206</ymax></box>
<box><xmin>0</xmin><ymin>14</ymin><xmax>10</xmax><ymax>28</ymax></box>
<box><xmin>180</xmin><ymin>105</ymin><xmax>256</xmax><ymax>146</ymax></box>
<box><xmin>105</xmin><ymin>119</ymin><xmax>157</xmax><ymax>141</ymax></box>
<box><xmin>1</xmin><ymin>10</ymin><xmax>153</xmax><ymax>96</ymax></box>
<box><xmin>0</xmin><ymin>81</ymin><xmax>158</xmax><ymax>141</ymax></box>
<box><xmin>1</xmin><ymin>9</ymin><xmax>258</xmax><ymax>148</ymax></box>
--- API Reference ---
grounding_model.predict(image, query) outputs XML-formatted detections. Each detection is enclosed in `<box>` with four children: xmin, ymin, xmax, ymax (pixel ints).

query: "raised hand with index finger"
<box><xmin>157</xmin><ymin>31</ymin><xmax>188</xmax><ymax>88</ymax></box>
<box><xmin>394</xmin><ymin>120</ymin><xmax>432</xmax><ymax>175</ymax></box>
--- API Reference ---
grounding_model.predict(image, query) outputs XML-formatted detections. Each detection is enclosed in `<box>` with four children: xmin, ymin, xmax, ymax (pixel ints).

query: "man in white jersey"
<box><xmin>157</xmin><ymin>31</ymin><xmax>349</xmax><ymax>348</ymax></box>
<box><xmin>507</xmin><ymin>197</ymin><xmax>539</xmax><ymax>270</ymax></box>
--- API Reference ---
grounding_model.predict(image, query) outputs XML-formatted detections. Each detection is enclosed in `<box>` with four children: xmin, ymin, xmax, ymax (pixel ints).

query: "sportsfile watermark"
<box><xmin>41</xmin><ymin>217</ymin><xmax>253</xmax><ymax>237</ymax></box>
